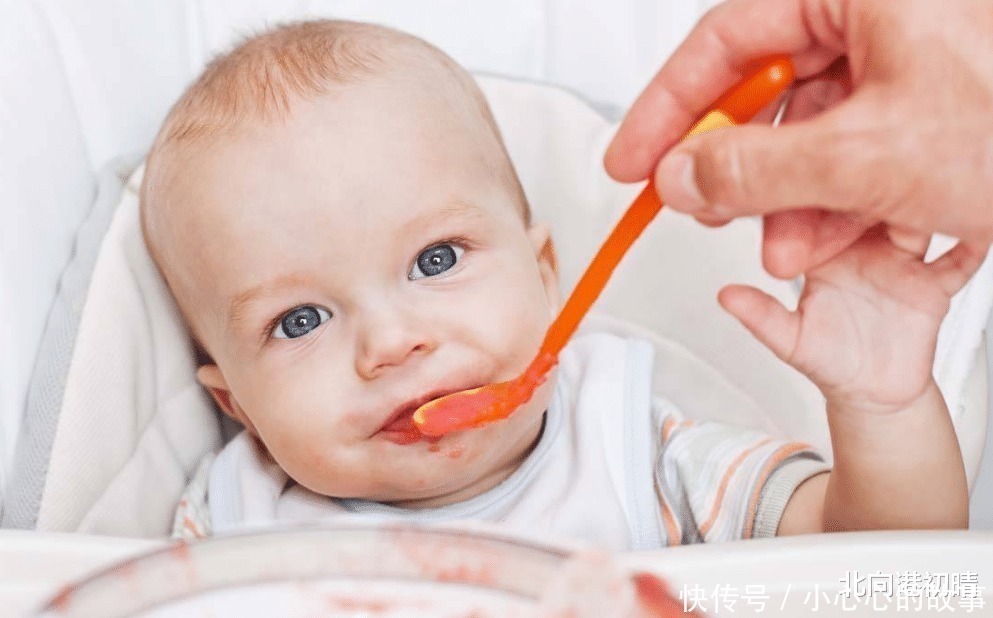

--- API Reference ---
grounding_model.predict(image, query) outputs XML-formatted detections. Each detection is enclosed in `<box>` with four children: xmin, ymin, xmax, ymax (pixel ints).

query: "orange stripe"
<box><xmin>698</xmin><ymin>438</ymin><xmax>773</xmax><ymax>536</ymax></box>
<box><xmin>743</xmin><ymin>442</ymin><xmax>812</xmax><ymax>538</ymax></box>
<box><xmin>656</xmin><ymin>418</ymin><xmax>697</xmax><ymax>545</ymax></box>
<box><xmin>661</xmin><ymin>418</ymin><xmax>694</xmax><ymax>444</ymax></box>
<box><xmin>183</xmin><ymin>515</ymin><xmax>205</xmax><ymax>539</ymax></box>
<box><xmin>661</xmin><ymin>417</ymin><xmax>678</xmax><ymax>442</ymax></box>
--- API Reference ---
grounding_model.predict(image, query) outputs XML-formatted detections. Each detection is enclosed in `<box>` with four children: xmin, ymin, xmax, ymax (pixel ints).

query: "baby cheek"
<box><xmin>266</xmin><ymin>368</ymin><xmax>355</xmax><ymax>434</ymax></box>
<box><xmin>256</xmin><ymin>392</ymin><xmax>348</xmax><ymax>472</ymax></box>
<box><xmin>335</xmin><ymin>408</ymin><xmax>369</xmax><ymax>436</ymax></box>
<box><xmin>479</xmin><ymin>291</ymin><xmax>550</xmax><ymax>357</ymax></box>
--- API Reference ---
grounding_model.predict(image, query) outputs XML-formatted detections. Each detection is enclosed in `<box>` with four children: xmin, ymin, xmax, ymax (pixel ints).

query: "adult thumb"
<box><xmin>655</xmin><ymin>113</ymin><xmax>871</xmax><ymax>219</ymax></box>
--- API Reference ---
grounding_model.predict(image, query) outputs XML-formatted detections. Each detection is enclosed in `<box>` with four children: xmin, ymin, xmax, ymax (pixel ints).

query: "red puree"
<box><xmin>446</xmin><ymin>446</ymin><xmax>464</xmax><ymax>459</ymax></box>
<box><xmin>389</xmin><ymin>527</ymin><xmax>499</xmax><ymax>587</ymax></box>
<box><xmin>632</xmin><ymin>572</ymin><xmax>699</xmax><ymax>617</ymax></box>
<box><xmin>324</xmin><ymin>596</ymin><xmax>392</xmax><ymax>613</ymax></box>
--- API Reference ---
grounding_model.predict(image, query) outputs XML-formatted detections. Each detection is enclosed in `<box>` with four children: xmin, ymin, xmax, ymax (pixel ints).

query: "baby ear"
<box><xmin>527</xmin><ymin>222</ymin><xmax>562</xmax><ymax>313</ymax></box>
<box><xmin>196</xmin><ymin>364</ymin><xmax>259</xmax><ymax>436</ymax></box>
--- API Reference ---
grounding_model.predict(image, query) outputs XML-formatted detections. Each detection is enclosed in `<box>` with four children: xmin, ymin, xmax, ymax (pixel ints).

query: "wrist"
<box><xmin>825</xmin><ymin>380</ymin><xmax>952</xmax><ymax>467</ymax></box>
<box><xmin>824</xmin><ymin>380</ymin><xmax>940</xmax><ymax>419</ymax></box>
<box><xmin>821</xmin><ymin>379</ymin><xmax>967</xmax><ymax>532</ymax></box>
<box><xmin>823</xmin><ymin>381</ymin><xmax>949</xmax><ymax>463</ymax></box>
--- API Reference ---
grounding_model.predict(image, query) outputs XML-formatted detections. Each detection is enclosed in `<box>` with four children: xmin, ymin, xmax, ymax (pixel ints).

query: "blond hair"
<box><xmin>142</xmin><ymin>19</ymin><xmax>528</xmax><ymax>220</ymax></box>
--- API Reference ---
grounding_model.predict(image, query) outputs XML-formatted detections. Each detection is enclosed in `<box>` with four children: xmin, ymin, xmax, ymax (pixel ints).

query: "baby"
<box><xmin>140</xmin><ymin>20</ymin><xmax>982</xmax><ymax>547</ymax></box>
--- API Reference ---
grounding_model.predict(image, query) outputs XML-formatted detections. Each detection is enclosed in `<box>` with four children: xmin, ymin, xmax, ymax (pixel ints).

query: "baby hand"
<box><xmin>720</xmin><ymin>225</ymin><xmax>985</xmax><ymax>412</ymax></box>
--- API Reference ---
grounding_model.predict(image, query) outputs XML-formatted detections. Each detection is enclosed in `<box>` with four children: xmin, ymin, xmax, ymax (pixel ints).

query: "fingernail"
<box><xmin>657</xmin><ymin>151</ymin><xmax>706</xmax><ymax>213</ymax></box>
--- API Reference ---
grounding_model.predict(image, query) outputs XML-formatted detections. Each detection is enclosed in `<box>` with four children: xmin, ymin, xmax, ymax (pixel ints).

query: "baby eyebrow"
<box><xmin>403</xmin><ymin>201</ymin><xmax>488</xmax><ymax>232</ymax></box>
<box><xmin>227</xmin><ymin>272</ymin><xmax>313</xmax><ymax>331</ymax></box>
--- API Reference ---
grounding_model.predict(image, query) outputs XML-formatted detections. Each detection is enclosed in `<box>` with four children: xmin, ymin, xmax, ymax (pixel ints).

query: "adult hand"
<box><xmin>605</xmin><ymin>0</ymin><xmax>993</xmax><ymax>278</ymax></box>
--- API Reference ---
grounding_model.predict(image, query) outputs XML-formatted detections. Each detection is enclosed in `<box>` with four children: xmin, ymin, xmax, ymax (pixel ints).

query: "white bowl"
<box><xmin>35</xmin><ymin>522</ymin><xmax>680</xmax><ymax>617</ymax></box>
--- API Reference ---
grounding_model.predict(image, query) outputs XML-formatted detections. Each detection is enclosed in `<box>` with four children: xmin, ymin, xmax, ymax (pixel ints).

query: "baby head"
<box><xmin>141</xmin><ymin>20</ymin><xmax>561</xmax><ymax>507</ymax></box>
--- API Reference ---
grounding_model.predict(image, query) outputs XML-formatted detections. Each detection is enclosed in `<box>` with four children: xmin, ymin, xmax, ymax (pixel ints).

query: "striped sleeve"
<box><xmin>653</xmin><ymin>398</ymin><xmax>830</xmax><ymax>545</ymax></box>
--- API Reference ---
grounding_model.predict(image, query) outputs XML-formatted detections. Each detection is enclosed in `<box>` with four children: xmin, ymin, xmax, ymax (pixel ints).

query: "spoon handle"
<box><xmin>539</xmin><ymin>55</ymin><xmax>795</xmax><ymax>358</ymax></box>
<box><xmin>539</xmin><ymin>180</ymin><xmax>663</xmax><ymax>355</ymax></box>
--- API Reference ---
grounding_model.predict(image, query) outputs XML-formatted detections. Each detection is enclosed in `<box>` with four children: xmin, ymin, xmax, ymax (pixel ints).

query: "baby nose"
<box><xmin>355</xmin><ymin>309</ymin><xmax>435</xmax><ymax>379</ymax></box>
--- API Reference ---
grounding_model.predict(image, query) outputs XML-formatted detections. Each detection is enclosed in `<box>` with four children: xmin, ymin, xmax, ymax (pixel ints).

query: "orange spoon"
<box><xmin>413</xmin><ymin>55</ymin><xmax>796</xmax><ymax>437</ymax></box>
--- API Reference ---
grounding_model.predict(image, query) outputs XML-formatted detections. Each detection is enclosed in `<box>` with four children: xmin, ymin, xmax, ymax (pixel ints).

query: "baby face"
<box><xmin>156</xmin><ymin>71</ymin><xmax>560</xmax><ymax>506</ymax></box>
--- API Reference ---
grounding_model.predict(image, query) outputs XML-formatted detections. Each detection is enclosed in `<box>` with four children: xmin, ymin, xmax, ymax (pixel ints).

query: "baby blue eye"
<box><xmin>273</xmin><ymin>305</ymin><xmax>332</xmax><ymax>339</ymax></box>
<box><xmin>410</xmin><ymin>243</ymin><xmax>464</xmax><ymax>279</ymax></box>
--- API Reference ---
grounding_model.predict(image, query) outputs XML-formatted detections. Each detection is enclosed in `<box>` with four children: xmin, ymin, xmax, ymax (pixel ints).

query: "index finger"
<box><xmin>604</xmin><ymin>0</ymin><xmax>849</xmax><ymax>182</ymax></box>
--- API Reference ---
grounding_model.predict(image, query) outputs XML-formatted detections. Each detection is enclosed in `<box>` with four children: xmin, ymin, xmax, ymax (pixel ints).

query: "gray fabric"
<box><xmin>752</xmin><ymin>455</ymin><xmax>831</xmax><ymax>538</ymax></box>
<box><xmin>1</xmin><ymin>154</ymin><xmax>143</xmax><ymax>529</ymax></box>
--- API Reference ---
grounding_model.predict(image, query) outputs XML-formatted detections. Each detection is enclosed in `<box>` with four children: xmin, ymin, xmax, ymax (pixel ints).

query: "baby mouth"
<box><xmin>378</xmin><ymin>411</ymin><xmax>424</xmax><ymax>445</ymax></box>
<box><xmin>376</xmin><ymin>389</ymin><xmax>471</xmax><ymax>445</ymax></box>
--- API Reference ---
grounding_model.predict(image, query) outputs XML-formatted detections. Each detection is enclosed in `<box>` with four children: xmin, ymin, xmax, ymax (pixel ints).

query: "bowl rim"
<box><xmin>37</xmin><ymin>521</ymin><xmax>579</xmax><ymax>616</ymax></box>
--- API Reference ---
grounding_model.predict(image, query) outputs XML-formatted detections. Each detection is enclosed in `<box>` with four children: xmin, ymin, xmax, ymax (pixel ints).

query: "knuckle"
<box><xmin>694</xmin><ymin>137</ymin><xmax>756</xmax><ymax>205</ymax></box>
